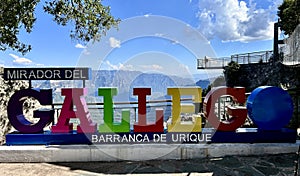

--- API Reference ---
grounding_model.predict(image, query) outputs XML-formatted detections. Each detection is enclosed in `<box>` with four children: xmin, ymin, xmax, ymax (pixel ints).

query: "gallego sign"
<box><xmin>4</xmin><ymin>67</ymin><xmax>296</xmax><ymax>145</ymax></box>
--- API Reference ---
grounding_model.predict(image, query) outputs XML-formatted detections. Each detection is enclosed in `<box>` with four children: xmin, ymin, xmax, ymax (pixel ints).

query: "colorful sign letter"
<box><xmin>167</xmin><ymin>87</ymin><xmax>202</xmax><ymax>132</ymax></box>
<box><xmin>247</xmin><ymin>86</ymin><xmax>293</xmax><ymax>130</ymax></box>
<box><xmin>51</xmin><ymin>88</ymin><xmax>97</xmax><ymax>133</ymax></box>
<box><xmin>7</xmin><ymin>89</ymin><xmax>54</xmax><ymax>133</ymax></box>
<box><xmin>133</xmin><ymin>88</ymin><xmax>164</xmax><ymax>132</ymax></box>
<box><xmin>204</xmin><ymin>87</ymin><xmax>247</xmax><ymax>131</ymax></box>
<box><xmin>98</xmin><ymin>88</ymin><xmax>130</xmax><ymax>133</ymax></box>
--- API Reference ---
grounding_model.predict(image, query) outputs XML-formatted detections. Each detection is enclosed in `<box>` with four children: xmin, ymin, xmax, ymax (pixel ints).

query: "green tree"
<box><xmin>0</xmin><ymin>76</ymin><xmax>28</xmax><ymax>144</ymax></box>
<box><xmin>224</xmin><ymin>61</ymin><xmax>240</xmax><ymax>87</ymax></box>
<box><xmin>0</xmin><ymin>0</ymin><xmax>120</xmax><ymax>54</ymax></box>
<box><xmin>278</xmin><ymin>0</ymin><xmax>300</xmax><ymax>35</ymax></box>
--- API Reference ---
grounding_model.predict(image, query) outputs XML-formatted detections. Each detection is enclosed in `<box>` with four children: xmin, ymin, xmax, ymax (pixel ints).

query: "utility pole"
<box><xmin>273</xmin><ymin>21</ymin><xmax>284</xmax><ymax>62</ymax></box>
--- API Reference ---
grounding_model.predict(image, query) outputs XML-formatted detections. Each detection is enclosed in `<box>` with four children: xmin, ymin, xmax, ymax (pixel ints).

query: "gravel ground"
<box><xmin>0</xmin><ymin>153</ymin><xmax>298</xmax><ymax>176</ymax></box>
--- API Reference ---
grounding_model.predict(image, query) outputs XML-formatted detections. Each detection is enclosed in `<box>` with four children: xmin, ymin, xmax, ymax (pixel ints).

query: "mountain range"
<box><xmin>32</xmin><ymin>70</ymin><xmax>212</xmax><ymax>103</ymax></box>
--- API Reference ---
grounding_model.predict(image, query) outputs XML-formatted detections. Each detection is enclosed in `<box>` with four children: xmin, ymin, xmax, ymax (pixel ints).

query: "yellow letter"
<box><xmin>167</xmin><ymin>87</ymin><xmax>202</xmax><ymax>132</ymax></box>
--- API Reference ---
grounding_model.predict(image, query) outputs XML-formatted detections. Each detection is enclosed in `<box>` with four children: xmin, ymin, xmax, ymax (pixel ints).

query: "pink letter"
<box><xmin>51</xmin><ymin>88</ymin><xmax>96</xmax><ymax>133</ymax></box>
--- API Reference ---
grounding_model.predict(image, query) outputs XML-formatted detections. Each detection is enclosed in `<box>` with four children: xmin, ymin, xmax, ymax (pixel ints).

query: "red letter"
<box><xmin>133</xmin><ymin>88</ymin><xmax>164</xmax><ymax>132</ymax></box>
<box><xmin>51</xmin><ymin>88</ymin><xmax>96</xmax><ymax>133</ymax></box>
<box><xmin>203</xmin><ymin>87</ymin><xmax>247</xmax><ymax>131</ymax></box>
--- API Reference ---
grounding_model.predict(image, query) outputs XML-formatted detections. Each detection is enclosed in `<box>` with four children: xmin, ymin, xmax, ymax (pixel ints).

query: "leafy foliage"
<box><xmin>202</xmin><ymin>85</ymin><xmax>211</xmax><ymax>97</ymax></box>
<box><xmin>0</xmin><ymin>0</ymin><xmax>39</xmax><ymax>54</ymax></box>
<box><xmin>44</xmin><ymin>0</ymin><xmax>120</xmax><ymax>42</ymax></box>
<box><xmin>278</xmin><ymin>0</ymin><xmax>300</xmax><ymax>35</ymax></box>
<box><xmin>0</xmin><ymin>75</ymin><xmax>28</xmax><ymax>144</ymax></box>
<box><xmin>224</xmin><ymin>61</ymin><xmax>240</xmax><ymax>87</ymax></box>
<box><xmin>0</xmin><ymin>71</ymin><xmax>43</xmax><ymax>144</ymax></box>
<box><xmin>0</xmin><ymin>0</ymin><xmax>120</xmax><ymax>54</ymax></box>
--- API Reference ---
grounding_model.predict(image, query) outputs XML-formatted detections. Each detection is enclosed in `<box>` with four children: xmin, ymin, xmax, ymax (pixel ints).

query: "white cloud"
<box><xmin>179</xmin><ymin>63</ymin><xmax>189</xmax><ymax>71</ymax></box>
<box><xmin>144</xmin><ymin>13</ymin><xmax>151</xmax><ymax>18</ymax></box>
<box><xmin>120</xmin><ymin>64</ymin><xmax>134</xmax><ymax>70</ymax></box>
<box><xmin>141</xmin><ymin>64</ymin><xmax>163</xmax><ymax>70</ymax></box>
<box><xmin>196</xmin><ymin>0</ymin><xmax>277</xmax><ymax>42</ymax></box>
<box><xmin>109</xmin><ymin>37</ymin><xmax>121</xmax><ymax>48</ymax></box>
<box><xmin>83</xmin><ymin>50</ymin><xmax>90</xmax><ymax>55</ymax></box>
<box><xmin>75</xmin><ymin>43</ymin><xmax>87</xmax><ymax>49</ymax></box>
<box><xmin>105</xmin><ymin>60</ymin><xmax>119</xmax><ymax>70</ymax></box>
<box><xmin>105</xmin><ymin>61</ymin><xmax>133</xmax><ymax>70</ymax></box>
<box><xmin>171</xmin><ymin>40</ymin><xmax>179</xmax><ymax>45</ymax></box>
<box><xmin>154</xmin><ymin>33</ymin><xmax>164</xmax><ymax>37</ymax></box>
<box><xmin>9</xmin><ymin>54</ymin><xmax>33</xmax><ymax>65</ymax></box>
<box><xmin>35</xmin><ymin>64</ymin><xmax>45</xmax><ymax>67</ymax></box>
<box><xmin>105</xmin><ymin>63</ymin><xmax>163</xmax><ymax>72</ymax></box>
<box><xmin>0</xmin><ymin>60</ymin><xmax>4</xmax><ymax>67</ymax></box>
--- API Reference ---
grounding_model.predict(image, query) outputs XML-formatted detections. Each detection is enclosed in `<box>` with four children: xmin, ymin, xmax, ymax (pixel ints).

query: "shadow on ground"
<box><xmin>52</xmin><ymin>154</ymin><xmax>298</xmax><ymax>175</ymax></box>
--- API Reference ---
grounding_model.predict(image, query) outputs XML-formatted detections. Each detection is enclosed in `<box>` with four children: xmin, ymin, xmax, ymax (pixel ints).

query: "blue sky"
<box><xmin>0</xmin><ymin>0</ymin><xmax>283</xmax><ymax>76</ymax></box>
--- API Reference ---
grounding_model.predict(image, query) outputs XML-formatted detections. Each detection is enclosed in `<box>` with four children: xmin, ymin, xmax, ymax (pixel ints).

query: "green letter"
<box><xmin>98</xmin><ymin>88</ymin><xmax>130</xmax><ymax>133</ymax></box>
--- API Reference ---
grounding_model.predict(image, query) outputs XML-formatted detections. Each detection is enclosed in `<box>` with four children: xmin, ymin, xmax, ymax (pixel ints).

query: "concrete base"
<box><xmin>0</xmin><ymin>142</ymin><xmax>299</xmax><ymax>162</ymax></box>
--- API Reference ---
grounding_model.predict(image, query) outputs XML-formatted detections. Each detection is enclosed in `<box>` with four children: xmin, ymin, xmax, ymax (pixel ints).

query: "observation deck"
<box><xmin>197</xmin><ymin>50</ymin><xmax>273</xmax><ymax>69</ymax></box>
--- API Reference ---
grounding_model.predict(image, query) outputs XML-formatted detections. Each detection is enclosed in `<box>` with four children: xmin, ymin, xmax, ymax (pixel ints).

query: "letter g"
<box><xmin>7</xmin><ymin>89</ymin><xmax>54</xmax><ymax>133</ymax></box>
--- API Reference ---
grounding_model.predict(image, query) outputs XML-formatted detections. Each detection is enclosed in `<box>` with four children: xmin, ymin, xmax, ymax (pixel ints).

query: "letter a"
<box><xmin>51</xmin><ymin>88</ymin><xmax>97</xmax><ymax>133</ymax></box>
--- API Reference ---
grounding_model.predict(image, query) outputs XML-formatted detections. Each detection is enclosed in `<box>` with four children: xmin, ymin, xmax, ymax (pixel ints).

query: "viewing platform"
<box><xmin>197</xmin><ymin>50</ymin><xmax>273</xmax><ymax>69</ymax></box>
<box><xmin>197</xmin><ymin>24</ymin><xmax>300</xmax><ymax>69</ymax></box>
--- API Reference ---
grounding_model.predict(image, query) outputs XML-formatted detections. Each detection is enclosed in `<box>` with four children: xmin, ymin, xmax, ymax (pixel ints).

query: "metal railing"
<box><xmin>197</xmin><ymin>50</ymin><xmax>273</xmax><ymax>69</ymax></box>
<box><xmin>230</xmin><ymin>50</ymin><xmax>273</xmax><ymax>64</ymax></box>
<box><xmin>51</xmin><ymin>98</ymin><xmax>194</xmax><ymax>125</ymax></box>
<box><xmin>50</xmin><ymin>96</ymin><xmax>239</xmax><ymax>126</ymax></box>
<box><xmin>197</xmin><ymin>57</ymin><xmax>231</xmax><ymax>69</ymax></box>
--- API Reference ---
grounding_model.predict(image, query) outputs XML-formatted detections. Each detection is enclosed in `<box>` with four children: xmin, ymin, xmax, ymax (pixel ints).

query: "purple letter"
<box><xmin>7</xmin><ymin>89</ymin><xmax>54</xmax><ymax>133</ymax></box>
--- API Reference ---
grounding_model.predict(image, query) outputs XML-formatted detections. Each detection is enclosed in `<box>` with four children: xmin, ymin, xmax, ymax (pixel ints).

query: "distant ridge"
<box><xmin>195</xmin><ymin>79</ymin><xmax>210</xmax><ymax>89</ymax></box>
<box><xmin>32</xmin><ymin>70</ymin><xmax>212</xmax><ymax>102</ymax></box>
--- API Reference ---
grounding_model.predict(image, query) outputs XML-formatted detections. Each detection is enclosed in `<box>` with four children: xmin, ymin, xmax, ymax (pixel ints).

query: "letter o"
<box><xmin>247</xmin><ymin>86</ymin><xmax>293</xmax><ymax>130</ymax></box>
